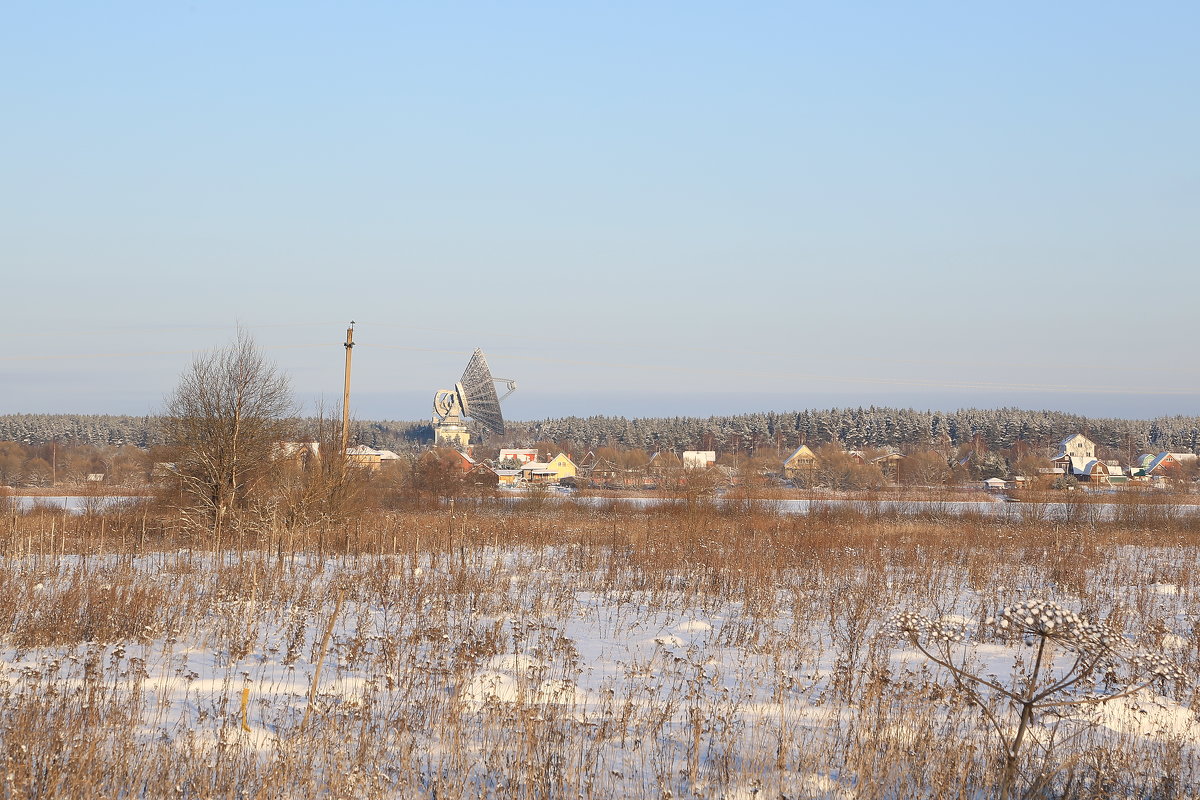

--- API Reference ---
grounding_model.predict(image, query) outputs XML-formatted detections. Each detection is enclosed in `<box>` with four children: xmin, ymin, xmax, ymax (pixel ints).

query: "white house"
<box><xmin>499</xmin><ymin>448</ymin><xmax>539</xmax><ymax>466</ymax></box>
<box><xmin>1055</xmin><ymin>434</ymin><xmax>1096</xmax><ymax>460</ymax></box>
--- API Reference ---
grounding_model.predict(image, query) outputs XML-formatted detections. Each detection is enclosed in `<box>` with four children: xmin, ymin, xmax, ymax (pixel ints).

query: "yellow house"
<box><xmin>547</xmin><ymin>452</ymin><xmax>577</xmax><ymax>480</ymax></box>
<box><xmin>783</xmin><ymin>444</ymin><xmax>819</xmax><ymax>479</ymax></box>
<box><xmin>520</xmin><ymin>452</ymin><xmax>578</xmax><ymax>483</ymax></box>
<box><xmin>346</xmin><ymin>445</ymin><xmax>383</xmax><ymax>471</ymax></box>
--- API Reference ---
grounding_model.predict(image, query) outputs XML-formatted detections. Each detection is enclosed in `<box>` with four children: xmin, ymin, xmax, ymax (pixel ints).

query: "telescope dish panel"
<box><xmin>458</xmin><ymin>349</ymin><xmax>506</xmax><ymax>436</ymax></box>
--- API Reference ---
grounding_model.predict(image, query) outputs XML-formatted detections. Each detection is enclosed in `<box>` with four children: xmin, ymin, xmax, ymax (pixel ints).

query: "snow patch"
<box><xmin>674</xmin><ymin>619</ymin><xmax>713</xmax><ymax>634</ymax></box>
<box><xmin>484</xmin><ymin>653</ymin><xmax>545</xmax><ymax>672</ymax></box>
<box><xmin>535</xmin><ymin>679</ymin><xmax>584</xmax><ymax>705</ymax></box>
<box><xmin>799</xmin><ymin>772</ymin><xmax>856</xmax><ymax>798</ymax></box>
<box><xmin>461</xmin><ymin>671</ymin><xmax>520</xmax><ymax>705</ymax></box>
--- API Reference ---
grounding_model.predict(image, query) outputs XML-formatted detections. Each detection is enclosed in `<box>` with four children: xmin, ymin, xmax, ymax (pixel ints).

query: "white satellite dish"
<box><xmin>432</xmin><ymin>349</ymin><xmax>516</xmax><ymax>437</ymax></box>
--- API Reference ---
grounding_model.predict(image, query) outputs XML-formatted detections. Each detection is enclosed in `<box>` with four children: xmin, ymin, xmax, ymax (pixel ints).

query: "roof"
<box><xmin>1060</xmin><ymin>433</ymin><xmax>1089</xmax><ymax>446</ymax></box>
<box><xmin>785</xmin><ymin>445</ymin><xmax>817</xmax><ymax>463</ymax></box>
<box><xmin>277</xmin><ymin>441</ymin><xmax>320</xmax><ymax>457</ymax></box>
<box><xmin>1145</xmin><ymin>452</ymin><xmax>1175</xmax><ymax>474</ymax></box>
<box><xmin>1069</xmin><ymin>457</ymin><xmax>1104</xmax><ymax>476</ymax></box>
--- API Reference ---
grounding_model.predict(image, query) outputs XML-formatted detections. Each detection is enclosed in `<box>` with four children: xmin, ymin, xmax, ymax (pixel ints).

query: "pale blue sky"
<box><xmin>3</xmin><ymin>2</ymin><xmax>1198</xmax><ymax>420</ymax></box>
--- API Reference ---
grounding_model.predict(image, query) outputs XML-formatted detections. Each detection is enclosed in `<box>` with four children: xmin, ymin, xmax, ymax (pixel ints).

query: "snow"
<box><xmin>3</xmin><ymin>548</ymin><xmax>1197</xmax><ymax>796</ymax></box>
<box><xmin>674</xmin><ymin>619</ymin><xmax>714</xmax><ymax>634</ymax></box>
<box><xmin>1085</xmin><ymin>694</ymin><xmax>1198</xmax><ymax>739</ymax></box>
<box><xmin>461</xmin><ymin>671</ymin><xmax>520</xmax><ymax>705</ymax></box>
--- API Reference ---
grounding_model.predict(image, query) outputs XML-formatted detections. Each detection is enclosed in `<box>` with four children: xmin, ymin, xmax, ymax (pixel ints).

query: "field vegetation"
<box><xmin>1</xmin><ymin>492</ymin><xmax>1198</xmax><ymax>799</ymax></box>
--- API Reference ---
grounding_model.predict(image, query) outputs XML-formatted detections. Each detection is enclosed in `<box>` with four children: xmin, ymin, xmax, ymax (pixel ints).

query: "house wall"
<box><xmin>783</xmin><ymin>445</ymin><xmax>819</xmax><ymax>479</ymax></box>
<box><xmin>435</xmin><ymin>425</ymin><xmax>471</xmax><ymax>450</ymax></box>
<box><xmin>682</xmin><ymin>451</ymin><xmax>716</xmax><ymax>469</ymax></box>
<box><xmin>348</xmin><ymin>453</ymin><xmax>382</xmax><ymax>470</ymax></box>
<box><xmin>548</xmin><ymin>454</ymin><xmax>577</xmax><ymax>479</ymax></box>
<box><xmin>1061</xmin><ymin>435</ymin><xmax>1096</xmax><ymax>459</ymax></box>
<box><xmin>499</xmin><ymin>449</ymin><xmax>539</xmax><ymax>465</ymax></box>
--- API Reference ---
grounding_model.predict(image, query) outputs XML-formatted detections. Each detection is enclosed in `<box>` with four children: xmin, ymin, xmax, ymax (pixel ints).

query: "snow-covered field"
<box><xmin>1</xmin><ymin>516</ymin><xmax>1197</xmax><ymax>798</ymax></box>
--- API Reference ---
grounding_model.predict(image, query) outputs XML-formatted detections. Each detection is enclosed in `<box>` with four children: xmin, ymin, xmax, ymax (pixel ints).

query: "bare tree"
<box><xmin>273</xmin><ymin>405</ymin><xmax>370</xmax><ymax>529</ymax></box>
<box><xmin>162</xmin><ymin>331</ymin><xmax>296</xmax><ymax>534</ymax></box>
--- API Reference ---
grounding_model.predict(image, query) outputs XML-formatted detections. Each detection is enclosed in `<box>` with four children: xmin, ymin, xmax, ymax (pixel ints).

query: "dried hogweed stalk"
<box><xmin>885</xmin><ymin>612</ymin><xmax>933</xmax><ymax>636</ymax></box>
<box><xmin>1132</xmin><ymin>652</ymin><xmax>1187</xmax><ymax>682</ymax></box>
<box><xmin>991</xmin><ymin>599</ymin><xmax>1118</xmax><ymax>650</ymax></box>
<box><xmin>887</xmin><ymin>597</ymin><xmax>1189</xmax><ymax>800</ymax></box>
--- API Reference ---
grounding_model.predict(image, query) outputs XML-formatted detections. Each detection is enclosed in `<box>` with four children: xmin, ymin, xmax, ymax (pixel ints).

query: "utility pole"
<box><xmin>341</xmin><ymin>322</ymin><xmax>355</xmax><ymax>454</ymax></box>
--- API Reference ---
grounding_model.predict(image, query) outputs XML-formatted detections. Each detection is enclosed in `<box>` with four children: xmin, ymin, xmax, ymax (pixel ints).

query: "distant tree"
<box><xmin>529</xmin><ymin>440</ymin><xmax>554</xmax><ymax>462</ymax></box>
<box><xmin>1051</xmin><ymin>473</ymin><xmax>1079</xmax><ymax>490</ymax></box>
<box><xmin>274</xmin><ymin>409</ymin><xmax>370</xmax><ymax>528</ymax></box>
<box><xmin>0</xmin><ymin>442</ymin><xmax>25</xmax><ymax>486</ymax></box>
<box><xmin>22</xmin><ymin>457</ymin><xmax>52</xmax><ymax>487</ymax></box>
<box><xmin>411</xmin><ymin>448</ymin><xmax>467</xmax><ymax>500</ymax></box>
<box><xmin>901</xmin><ymin>450</ymin><xmax>950</xmax><ymax>486</ymax></box>
<box><xmin>1012</xmin><ymin>455</ymin><xmax>1048</xmax><ymax>482</ymax></box>
<box><xmin>814</xmin><ymin>444</ymin><xmax>857</xmax><ymax>491</ymax></box>
<box><xmin>161</xmin><ymin>331</ymin><xmax>296</xmax><ymax>535</ymax></box>
<box><xmin>976</xmin><ymin>452</ymin><xmax>1009</xmax><ymax>480</ymax></box>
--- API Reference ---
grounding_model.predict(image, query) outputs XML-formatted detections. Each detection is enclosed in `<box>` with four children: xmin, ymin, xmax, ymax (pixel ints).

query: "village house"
<box><xmin>682</xmin><ymin>450</ymin><xmax>716</xmax><ymax>469</ymax></box>
<box><xmin>446</xmin><ymin>450</ymin><xmax>477</xmax><ymax>474</ymax></box>
<box><xmin>782</xmin><ymin>444</ymin><xmax>819</xmax><ymax>480</ymax></box>
<box><xmin>493</xmin><ymin>469</ymin><xmax>522</xmax><ymax>486</ymax></box>
<box><xmin>845</xmin><ymin>449</ymin><xmax>904</xmax><ymax>483</ymax></box>
<box><xmin>345</xmin><ymin>445</ymin><xmax>383</xmax><ymax>470</ymax></box>
<box><xmin>345</xmin><ymin>445</ymin><xmax>403</xmax><ymax>471</ymax></box>
<box><xmin>274</xmin><ymin>441</ymin><xmax>321</xmax><ymax>469</ymax></box>
<box><xmin>1051</xmin><ymin>433</ymin><xmax>1123</xmax><ymax>484</ymax></box>
<box><xmin>1056</xmin><ymin>433</ymin><xmax>1096</xmax><ymax>460</ymax></box>
<box><xmin>1133</xmin><ymin>452</ymin><xmax>1184</xmax><ymax>478</ymax></box>
<box><xmin>520</xmin><ymin>452</ymin><xmax>577</xmax><ymax>484</ymax></box>
<box><xmin>465</xmin><ymin>462</ymin><xmax>500</xmax><ymax>487</ymax></box>
<box><xmin>498</xmin><ymin>448</ymin><xmax>539</xmax><ymax>466</ymax></box>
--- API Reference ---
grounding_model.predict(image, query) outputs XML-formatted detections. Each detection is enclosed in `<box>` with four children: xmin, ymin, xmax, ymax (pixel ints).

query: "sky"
<box><xmin>3</xmin><ymin>2</ymin><xmax>1198</xmax><ymax>422</ymax></box>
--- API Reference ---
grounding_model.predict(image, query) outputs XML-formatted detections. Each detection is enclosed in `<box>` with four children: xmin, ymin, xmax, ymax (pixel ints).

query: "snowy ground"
<box><xmin>1</xmin><ymin>542</ymin><xmax>1197</xmax><ymax>798</ymax></box>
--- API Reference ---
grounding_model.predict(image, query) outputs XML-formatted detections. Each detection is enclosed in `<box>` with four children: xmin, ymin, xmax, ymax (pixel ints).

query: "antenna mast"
<box><xmin>341</xmin><ymin>322</ymin><xmax>355</xmax><ymax>453</ymax></box>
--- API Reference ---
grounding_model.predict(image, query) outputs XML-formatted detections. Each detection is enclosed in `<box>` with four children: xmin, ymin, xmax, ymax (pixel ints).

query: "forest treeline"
<box><xmin>2</xmin><ymin>407</ymin><xmax>1198</xmax><ymax>457</ymax></box>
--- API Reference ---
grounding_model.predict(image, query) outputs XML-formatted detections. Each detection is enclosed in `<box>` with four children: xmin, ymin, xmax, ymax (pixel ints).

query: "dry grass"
<box><xmin>0</xmin><ymin>498</ymin><xmax>1198</xmax><ymax>798</ymax></box>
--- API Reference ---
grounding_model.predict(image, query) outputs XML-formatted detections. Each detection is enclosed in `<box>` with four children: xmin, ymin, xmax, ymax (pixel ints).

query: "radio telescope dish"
<box><xmin>432</xmin><ymin>349</ymin><xmax>516</xmax><ymax>443</ymax></box>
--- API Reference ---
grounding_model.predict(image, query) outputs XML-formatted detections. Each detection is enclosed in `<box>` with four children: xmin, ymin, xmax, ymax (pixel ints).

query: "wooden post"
<box><xmin>341</xmin><ymin>322</ymin><xmax>355</xmax><ymax>454</ymax></box>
